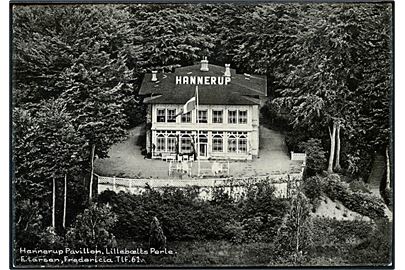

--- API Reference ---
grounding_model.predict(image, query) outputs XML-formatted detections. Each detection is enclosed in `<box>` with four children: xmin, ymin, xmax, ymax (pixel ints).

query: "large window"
<box><xmin>181</xmin><ymin>112</ymin><xmax>191</xmax><ymax>123</ymax></box>
<box><xmin>157</xmin><ymin>109</ymin><xmax>166</xmax><ymax>122</ymax></box>
<box><xmin>228</xmin><ymin>135</ymin><xmax>237</xmax><ymax>152</ymax></box>
<box><xmin>212</xmin><ymin>135</ymin><xmax>223</xmax><ymax>152</ymax></box>
<box><xmin>212</xmin><ymin>110</ymin><xmax>223</xmax><ymax>123</ymax></box>
<box><xmin>239</xmin><ymin>136</ymin><xmax>247</xmax><ymax>153</ymax></box>
<box><xmin>198</xmin><ymin>110</ymin><xmax>208</xmax><ymax>123</ymax></box>
<box><xmin>167</xmin><ymin>136</ymin><xmax>177</xmax><ymax>152</ymax></box>
<box><xmin>167</xmin><ymin>109</ymin><xmax>176</xmax><ymax>123</ymax></box>
<box><xmin>228</xmin><ymin>110</ymin><xmax>237</xmax><ymax>124</ymax></box>
<box><xmin>156</xmin><ymin>135</ymin><xmax>165</xmax><ymax>152</ymax></box>
<box><xmin>238</xmin><ymin>110</ymin><xmax>248</xmax><ymax>124</ymax></box>
<box><xmin>181</xmin><ymin>136</ymin><xmax>192</xmax><ymax>153</ymax></box>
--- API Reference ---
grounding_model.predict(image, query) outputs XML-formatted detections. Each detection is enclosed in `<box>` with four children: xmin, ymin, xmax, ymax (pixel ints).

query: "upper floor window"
<box><xmin>167</xmin><ymin>109</ymin><xmax>176</xmax><ymax>123</ymax></box>
<box><xmin>228</xmin><ymin>110</ymin><xmax>237</xmax><ymax>124</ymax></box>
<box><xmin>212</xmin><ymin>110</ymin><xmax>223</xmax><ymax>124</ymax></box>
<box><xmin>198</xmin><ymin>110</ymin><xmax>208</xmax><ymax>123</ymax></box>
<box><xmin>157</xmin><ymin>109</ymin><xmax>166</xmax><ymax>122</ymax></box>
<box><xmin>181</xmin><ymin>112</ymin><xmax>191</xmax><ymax>123</ymax></box>
<box><xmin>239</xmin><ymin>110</ymin><xmax>248</xmax><ymax>124</ymax></box>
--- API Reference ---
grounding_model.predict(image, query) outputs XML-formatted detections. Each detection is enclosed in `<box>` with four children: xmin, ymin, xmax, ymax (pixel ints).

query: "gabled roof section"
<box><xmin>139</xmin><ymin>63</ymin><xmax>267</xmax><ymax>105</ymax></box>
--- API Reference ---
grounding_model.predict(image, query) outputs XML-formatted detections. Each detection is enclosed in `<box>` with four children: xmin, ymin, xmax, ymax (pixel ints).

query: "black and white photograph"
<box><xmin>10</xmin><ymin>1</ymin><xmax>394</xmax><ymax>268</ymax></box>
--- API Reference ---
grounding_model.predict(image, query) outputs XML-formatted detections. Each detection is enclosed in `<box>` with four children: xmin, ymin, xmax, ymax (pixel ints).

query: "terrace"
<box><xmin>94</xmin><ymin>125</ymin><xmax>303</xmax><ymax>180</ymax></box>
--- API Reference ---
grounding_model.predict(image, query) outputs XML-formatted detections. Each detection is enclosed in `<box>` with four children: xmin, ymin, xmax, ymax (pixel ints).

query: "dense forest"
<box><xmin>12</xmin><ymin>3</ymin><xmax>392</xmax><ymax>266</ymax></box>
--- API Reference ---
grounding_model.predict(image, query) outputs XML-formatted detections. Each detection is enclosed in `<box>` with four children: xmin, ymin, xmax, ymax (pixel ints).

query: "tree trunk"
<box><xmin>327</xmin><ymin>122</ymin><xmax>337</xmax><ymax>173</ymax></box>
<box><xmin>89</xmin><ymin>144</ymin><xmax>96</xmax><ymax>202</ymax></box>
<box><xmin>334</xmin><ymin>122</ymin><xmax>342</xmax><ymax>172</ymax></box>
<box><xmin>52</xmin><ymin>177</ymin><xmax>56</xmax><ymax>228</ymax></box>
<box><xmin>63</xmin><ymin>174</ymin><xmax>67</xmax><ymax>229</ymax></box>
<box><xmin>386</xmin><ymin>146</ymin><xmax>391</xmax><ymax>189</ymax></box>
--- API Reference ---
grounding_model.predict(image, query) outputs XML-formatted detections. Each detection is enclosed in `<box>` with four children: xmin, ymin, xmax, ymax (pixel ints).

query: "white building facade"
<box><xmin>139</xmin><ymin>60</ymin><xmax>267</xmax><ymax>160</ymax></box>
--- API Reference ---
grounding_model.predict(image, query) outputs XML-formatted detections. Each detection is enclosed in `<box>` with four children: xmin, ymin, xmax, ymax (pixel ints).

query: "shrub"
<box><xmin>311</xmin><ymin>218</ymin><xmax>373</xmax><ymax>247</ymax></box>
<box><xmin>320</xmin><ymin>175</ymin><xmax>386</xmax><ymax>219</ymax></box>
<box><xmin>65</xmin><ymin>203</ymin><xmax>117</xmax><ymax>248</ymax></box>
<box><xmin>298</xmin><ymin>138</ymin><xmax>327</xmax><ymax>174</ymax></box>
<box><xmin>347</xmin><ymin>219</ymin><xmax>392</xmax><ymax>265</ymax></box>
<box><xmin>302</xmin><ymin>176</ymin><xmax>322</xmax><ymax>202</ymax></box>
<box><xmin>349</xmin><ymin>180</ymin><xmax>371</xmax><ymax>194</ymax></box>
<box><xmin>97</xmin><ymin>182</ymin><xmax>289</xmax><ymax>242</ymax></box>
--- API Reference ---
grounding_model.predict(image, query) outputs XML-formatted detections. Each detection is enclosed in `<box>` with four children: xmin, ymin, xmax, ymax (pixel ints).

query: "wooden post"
<box><xmin>63</xmin><ymin>174</ymin><xmax>67</xmax><ymax>229</ymax></box>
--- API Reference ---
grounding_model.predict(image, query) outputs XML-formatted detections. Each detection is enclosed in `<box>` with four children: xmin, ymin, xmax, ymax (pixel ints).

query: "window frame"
<box><xmin>167</xmin><ymin>109</ymin><xmax>177</xmax><ymax>123</ymax></box>
<box><xmin>238</xmin><ymin>110</ymin><xmax>248</xmax><ymax>124</ymax></box>
<box><xmin>212</xmin><ymin>110</ymin><xmax>223</xmax><ymax>124</ymax></box>
<box><xmin>228</xmin><ymin>135</ymin><xmax>237</xmax><ymax>153</ymax></box>
<box><xmin>156</xmin><ymin>108</ymin><xmax>166</xmax><ymax>123</ymax></box>
<box><xmin>212</xmin><ymin>135</ymin><xmax>223</xmax><ymax>152</ymax></box>
<box><xmin>167</xmin><ymin>135</ymin><xmax>177</xmax><ymax>153</ymax></box>
<box><xmin>228</xmin><ymin>110</ymin><xmax>237</xmax><ymax>124</ymax></box>
<box><xmin>156</xmin><ymin>134</ymin><xmax>166</xmax><ymax>152</ymax></box>
<box><xmin>198</xmin><ymin>110</ymin><xmax>208</xmax><ymax>123</ymax></box>
<box><xmin>181</xmin><ymin>111</ymin><xmax>192</xmax><ymax>123</ymax></box>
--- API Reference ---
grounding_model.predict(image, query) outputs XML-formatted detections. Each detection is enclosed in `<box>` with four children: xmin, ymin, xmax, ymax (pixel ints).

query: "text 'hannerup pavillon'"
<box><xmin>139</xmin><ymin>58</ymin><xmax>267</xmax><ymax>161</ymax></box>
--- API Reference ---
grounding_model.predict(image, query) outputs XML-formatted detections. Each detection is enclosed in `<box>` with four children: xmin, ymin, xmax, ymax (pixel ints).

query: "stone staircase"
<box><xmin>367</xmin><ymin>154</ymin><xmax>386</xmax><ymax>196</ymax></box>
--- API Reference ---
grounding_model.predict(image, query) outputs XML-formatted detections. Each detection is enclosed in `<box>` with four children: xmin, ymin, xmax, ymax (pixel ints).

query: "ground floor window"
<box><xmin>238</xmin><ymin>136</ymin><xmax>247</xmax><ymax>153</ymax></box>
<box><xmin>213</xmin><ymin>135</ymin><xmax>223</xmax><ymax>152</ymax></box>
<box><xmin>156</xmin><ymin>135</ymin><xmax>165</xmax><ymax>152</ymax></box>
<box><xmin>228</xmin><ymin>136</ymin><xmax>237</xmax><ymax>152</ymax></box>
<box><xmin>181</xmin><ymin>136</ymin><xmax>192</xmax><ymax>153</ymax></box>
<box><xmin>167</xmin><ymin>136</ymin><xmax>177</xmax><ymax>152</ymax></box>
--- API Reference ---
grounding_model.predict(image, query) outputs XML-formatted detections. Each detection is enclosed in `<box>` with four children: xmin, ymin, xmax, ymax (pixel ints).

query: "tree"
<box><xmin>298</xmin><ymin>138</ymin><xmax>327</xmax><ymax>174</ymax></box>
<box><xmin>275</xmin><ymin>191</ymin><xmax>313</xmax><ymax>263</ymax></box>
<box><xmin>65</xmin><ymin>203</ymin><xmax>117</xmax><ymax>248</ymax></box>
<box><xmin>271</xmin><ymin>4</ymin><xmax>392</xmax><ymax>174</ymax></box>
<box><xmin>12</xmin><ymin>99</ymin><xmax>83</xmax><ymax>228</ymax></box>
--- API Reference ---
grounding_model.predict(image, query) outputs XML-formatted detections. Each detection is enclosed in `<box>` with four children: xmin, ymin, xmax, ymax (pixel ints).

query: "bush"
<box><xmin>298</xmin><ymin>138</ymin><xmax>327</xmax><ymax>174</ymax></box>
<box><xmin>320</xmin><ymin>175</ymin><xmax>386</xmax><ymax>219</ymax></box>
<box><xmin>98</xmin><ymin>182</ymin><xmax>289</xmax><ymax>242</ymax></box>
<box><xmin>311</xmin><ymin>218</ymin><xmax>373</xmax><ymax>247</ymax></box>
<box><xmin>65</xmin><ymin>203</ymin><xmax>117</xmax><ymax>248</ymax></box>
<box><xmin>349</xmin><ymin>180</ymin><xmax>371</xmax><ymax>194</ymax></box>
<box><xmin>302</xmin><ymin>176</ymin><xmax>322</xmax><ymax>202</ymax></box>
<box><xmin>347</xmin><ymin>219</ymin><xmax>392</xmax><ymax>265</ymax></box>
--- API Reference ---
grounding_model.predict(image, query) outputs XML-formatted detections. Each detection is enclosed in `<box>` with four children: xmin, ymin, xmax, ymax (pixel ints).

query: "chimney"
<box><xmin>151</xmin><ymin>70</ymin><xmax>157</xmax><ymax>81</ymax></box>
<box><xmin>200</xmin><ymin>57</ymin><xmax>209</xmax><ymax>72</ymax></box>
<box><xmin>224</xmin><ymin>64</ymin><xmax>231</xmax><ymax>77</ymax></box>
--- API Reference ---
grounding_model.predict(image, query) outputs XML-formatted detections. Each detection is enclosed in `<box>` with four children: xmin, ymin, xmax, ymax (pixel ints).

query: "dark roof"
<box><xmin>139</xmin><ymin>63</ymin><xmax>267</xmax><ymax>105</ymax></box>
